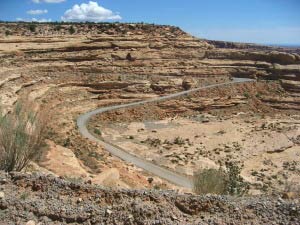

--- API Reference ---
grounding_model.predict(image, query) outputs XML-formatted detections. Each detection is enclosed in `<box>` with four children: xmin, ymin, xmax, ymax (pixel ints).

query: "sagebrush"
<box><xmin>193</xmin><ymin>162</ymin><xmax>249</xmax><ymax>196</ymax></box>
<box><xmin>0</xmin><ymin>101</ymin><xmax>47</xmax><ymax>172</ymax></box>
<box><xmin>193</xmin><ymin>168</ymin><xmax>227</xmax><ymax>195</ymax></box>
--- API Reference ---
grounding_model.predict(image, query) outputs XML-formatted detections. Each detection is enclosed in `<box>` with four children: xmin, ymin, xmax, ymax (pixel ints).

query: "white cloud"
<box><xmin>27</xmin><ymin>9</ymin><xmax>48</xmax><ymax>15</ymax></box>
<box><xmin>32</xmin><ymin>0</ymin><xmax>65</xmax><ymax>3</ymax></box>
<box><xmin>62</xmin><ymin>1</ymin><xmax>121</xmax><ymax>22</ymax></box>
<box><xmin>32</xmin><ymin>18</ymin><xmax>52</xmax><ymax>22</ymax></box>
<box><xmin>16</xmin><ymin>17</ymin><xmax>52</xmax><ymax>23</ymax></box>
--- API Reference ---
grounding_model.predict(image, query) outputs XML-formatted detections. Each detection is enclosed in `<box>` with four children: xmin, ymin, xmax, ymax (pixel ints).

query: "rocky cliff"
<box><xmin>1</xmin><ymin>22</ymin><xmax>299</xmax><ymax>92</ymax></box>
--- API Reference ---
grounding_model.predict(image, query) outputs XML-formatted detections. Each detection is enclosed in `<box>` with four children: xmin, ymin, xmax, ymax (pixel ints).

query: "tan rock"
<box><xmin>282</xmin><ymin>192</ymin><xmax>299</xmax><ymax>199</ymax></box>
<box><xmin>40</xmin><ymin>140</ymin><xmax>89</xmax><ymax>178</ymax></box>
<box><xmin>92</xmin><ymin>168</ymin><xmax>129</xmax><ymax>188</ymax></box>
<box><xmin>182</xmin><ymin>77</ymin><xmax>196</xmax><ymax>90</ymax></box>
<box><xmin>26</xmin><ymin>221</ymin><xmax>36</xmax><ymax>225</ymax></box>
<box><xmin>0</xmin><ymin>192</ymin><xmax>4</xmax><ymax>199</ymax></box>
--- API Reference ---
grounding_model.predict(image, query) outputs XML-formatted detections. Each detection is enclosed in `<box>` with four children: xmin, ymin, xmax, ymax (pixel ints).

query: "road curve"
<box><xmin>77</xmin><ymin>78</ymin><xmax>254</xmax><ymax>189</ymax></box>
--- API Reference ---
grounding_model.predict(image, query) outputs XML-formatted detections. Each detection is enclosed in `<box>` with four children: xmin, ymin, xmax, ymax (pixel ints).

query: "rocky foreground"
<box><xmin>0</xmin><ymin>171</ymin><xmax>299</xmax><ymax>225</ymax></box>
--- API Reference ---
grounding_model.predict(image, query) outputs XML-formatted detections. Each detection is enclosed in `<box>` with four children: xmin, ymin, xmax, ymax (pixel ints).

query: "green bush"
<box><xmin>225</xmin><ymin>162</ymin><xmax>249</xmax><ymax>196</ymax></box>
<box><xmin>69</xmin><ymin>26</ymin><xmax>76</xmax><ymax>34</ymax></box>
<box><xmin>54</xmin><ymin>25</ymin><xmax>62</xmax><ymax>31</ymax></box>
<box><xmin>94</xmin><ymin>128</ymin><xmax>101</xmax><ymax>136</ymax></box>
<box><xmin>173</xmin><ymin>136</ymin><xmax>185</xmax><ymax>145</ymax></box>
<box><xmin>5</xmin><ymin>30</ymin><xmax>11</xmax><ymax>36</ymax></box>
<box><xmin>28</xmin><ymin>24</ymin><xmax>36</xmax><ymax>33</ymax></box>
<box><xmin>193</xmin><ymin>162</ymin><xmax>249</xmax><ymax>196</ymax></box>
<box><xmin>243</xmin><ymin>92</ymin><xmax>250</xmax><ymax>98</ymax></box>
<box><xmin>193</xmin><ymin>168</ymin><xmax>227</xmax><ymax>195</ymax></box>
<box><xmin>0</xmin><ymin>101</ymin><xmax>47</xmax><ymax>172</ymax></box>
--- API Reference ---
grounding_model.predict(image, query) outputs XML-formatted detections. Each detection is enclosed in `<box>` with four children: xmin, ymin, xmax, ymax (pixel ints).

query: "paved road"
<box><xmin>77</xmin><ymin>78</ymin><xmax>254</xmax><ymax>189</ymax></box>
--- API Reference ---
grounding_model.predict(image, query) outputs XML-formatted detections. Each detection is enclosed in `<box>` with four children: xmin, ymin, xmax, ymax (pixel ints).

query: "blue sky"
<box><xmin>0</xmin><ymin>0</ymin><xmax>299</xmax><ymax>45</ymax></box>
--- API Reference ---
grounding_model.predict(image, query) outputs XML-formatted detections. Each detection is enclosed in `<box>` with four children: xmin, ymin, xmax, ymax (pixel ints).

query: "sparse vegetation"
<box><xmin>173</xmin><ymin>136</ymin><xmax>185</xmax><ymax>145</ymax></box>
<box><xmin>69</xmin><ymin>25</ymin><xmax>76</xmax><ymax>34</ymax></box>
<box><xmin>193</xmin><ymin>168</ymin><xmax>228</xmax><ymax>195</ymax></box>
<box><xmin>226</xmin><ymin>162</ymin><xmax>249</xmax><ymax>196</ymax></box>
<box><xmin>64</xmin><ymin>176</ymin><xmax>84</xmax><ymax>184</ymax></box>
<box><xmin>20</xmin><ymin>192</ymin><xmax>30</xmax><ymax>200</ymax></box>
<box><xmin>5</xmin><ymin>30</ymin><xmax>11</xmax><ymax>36</ymax></box>
<box><xmin>94</xmin><ymin>128</ymin><xmax>101</xmax><ymax>136</ymax></box>
<box><xmin>63</xmin><ymin>137</ymin><xmax>71</xmax><ymax>147</ymax></box>
<box><xmin>0</xmin><ymin>100</ymin><xmax>47</xmax><ymax>172</ymax></box>
<box><xmin>28</xmin><ymin>24</ymin><xmax>36</xmax><ymax>33</ymax></box>
<box><xmin>243</xmin><ymin>92</ymin><xmax>250</xmax><ymax>98</ymax></box>
<box><xmin>54</xmin><ymin>25</ymin><xmax>62</xmax><ymax>31</ymax></box>
<box><xmin>193</xmin><ymin>162</ymin><xmax>249</xmax><ymax>196</ymax></box>
<box><xmin>143</xmin><ymin>138</ymin><xmax>161</xmax><ymax>147</ymax></box>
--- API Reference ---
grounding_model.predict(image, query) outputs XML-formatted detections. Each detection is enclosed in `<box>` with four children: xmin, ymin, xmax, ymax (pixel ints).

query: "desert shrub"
<box><xmin>173</xmin><ymin>136</ymin><xmax>185</xmax><ymax>145</ymax></box>
<box><xmin>5</xmin><ymin>30</ymin><xmax>11</xmax><ymax>36</ymax></box>
<box><xmin>54</xmin><ymin>25</ymin><xmax>62</xmax><ymax>31</ymax></box>
<box><xmin>143</xmin><ymin>138</ymin><xmax>161</xmax><ymax>147</ymax></box>
<box><xmin>63</xmin><ymin>137</ymin><xmax>71</xmax><ymax>147</ymax></box>
<box><xmin>69</xmin><ymin>26</ymin><xmax>76</xmax><ymax>34</ymax></box>
<box><xmin>193</xmin><ymin>162</ymin><xmax>249</xmax><ymax>196</ymax></box>
<box><xmin>0</xmin><ymin>101</ymin><xmax>47</xmax><ymax>172</ymax></box>
<box><xmin>243</xmin><ymin>92</ymin><xmax>250</xmax><ymax>98</ymax></box>
<box><xmin>255</xmin><ymin>92</ymin><xmax>261</xmax><ymax>98</ymax></box>
<box><xmin>225</xmin><ymin>162</ymin><xmax>249</xmax><ymax>196</ymax></box>
<box><xmin>94</xmin><ymin>128</ymin><xmax>101</xmax><ymax>135</ymax></box>
<box><xmin>193</xmin><ymin>168</ymin><xmax>227</xmax><ymax>195</ymax></box>
<box><xmin>28</xmin><ymin>24</ymin><xmax>36</xmax><ymax>33</ymax></box>
<box><xmin>20</xmin><ymin>192</ymin><xmax>30</xmax><ymax>200</ymax></box>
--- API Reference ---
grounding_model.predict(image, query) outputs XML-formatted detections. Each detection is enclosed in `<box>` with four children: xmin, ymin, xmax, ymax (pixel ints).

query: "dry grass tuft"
<box><xmin>0</xmin><ymin>100</ymin><xmax>48</xmax><ymax>172</ymax></box>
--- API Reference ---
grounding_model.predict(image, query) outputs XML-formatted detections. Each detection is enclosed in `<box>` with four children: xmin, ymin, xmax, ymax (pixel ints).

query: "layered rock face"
<box><xmin>1</xmin><ymin>23</ymin><xmax>299</xmax><ymax>108</ymax></box>
<box><xmin>1</xmin><ymin>23</ymin><xmax>299</xmax><ymax>80</ymax></box>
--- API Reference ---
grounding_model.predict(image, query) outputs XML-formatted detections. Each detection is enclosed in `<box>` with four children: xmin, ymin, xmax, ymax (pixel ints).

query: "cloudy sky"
<box><xmin>0</xmin><ymin>0</ymin><xmax>299</xmax><ymax>45</ymax></box>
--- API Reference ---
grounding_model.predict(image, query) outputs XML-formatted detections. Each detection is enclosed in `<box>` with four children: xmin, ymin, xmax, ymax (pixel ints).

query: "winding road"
<box><xmin>77</xmin><ymin>78</ymin><xmax>254</xmax><ymax>189</ymax></box>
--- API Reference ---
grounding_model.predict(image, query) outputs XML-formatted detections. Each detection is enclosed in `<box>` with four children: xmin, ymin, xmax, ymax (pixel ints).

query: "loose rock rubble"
<box><xmin>0</xmin><ymin>171</ymin><xmax>299</xmax><ymax>224</ymax></box>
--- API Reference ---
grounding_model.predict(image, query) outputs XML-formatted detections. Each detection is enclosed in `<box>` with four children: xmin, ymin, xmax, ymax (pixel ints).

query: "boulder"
<box><xmin>150</xmin><ymin>81</ymin><xmax>174</xmax><ymax>92</ymax></box>
<box><xmin>26</xmin><ymin>221</ymin><xmax>36</xmax><ymax>225</ymax></box>
<box><xmin>126</xmin><ymin>53</ymin><xmax>136</xmax><ymax>61</ymax></box>
<box><xmin>182</xmin><ymin>77</ymin><xmax>196</xmax><ymax>90</ymax></box>
<box><xmin>0</xmin><ymin>191</ymin><xmax>4</xmax><ymax>199</ymax></box>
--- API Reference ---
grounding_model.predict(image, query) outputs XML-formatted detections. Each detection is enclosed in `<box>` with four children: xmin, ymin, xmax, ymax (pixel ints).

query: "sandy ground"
<box><xmin>99</xmin><ymin>113</ymin><xmax>300</xmax><ymax>193</ymax></box>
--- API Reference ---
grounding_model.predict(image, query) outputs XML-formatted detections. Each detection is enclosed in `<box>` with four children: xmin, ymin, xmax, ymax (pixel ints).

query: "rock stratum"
<box><xmin>1</xmin><ymin>22</ymin><xmax>300</xmax><ymax>110</ymax></box>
